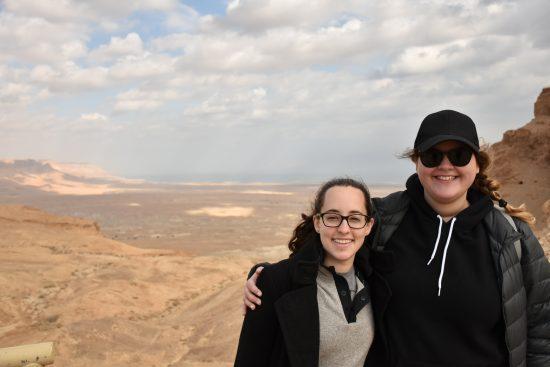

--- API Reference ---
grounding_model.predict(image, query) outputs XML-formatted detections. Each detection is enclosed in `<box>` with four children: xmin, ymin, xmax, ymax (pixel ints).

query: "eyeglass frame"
<box><xmin>317</xmin><ymin>212</ymin><xmax>370</xmax><ymax>229</ymax></box>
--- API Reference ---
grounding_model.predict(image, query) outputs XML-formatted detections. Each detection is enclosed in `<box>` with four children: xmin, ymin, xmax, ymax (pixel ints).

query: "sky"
<box><xmin>1</xmin><ymin>0</ymin><xmax>549</xmax><ymax>184</ymax></box>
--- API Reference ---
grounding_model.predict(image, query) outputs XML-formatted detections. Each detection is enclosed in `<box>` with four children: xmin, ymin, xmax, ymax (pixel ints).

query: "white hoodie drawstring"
<box><xmin>437</xmin><ymin>218</ymin><xmax>456</xmax><ymax>296</ymax></box>
<box><xmin>427</xmin><ymin>216</ymin><xmax>457</xmax><ymax>297</ymax></box>
<box><xmin>427</xmin><ymin>215</ymin><xmax>443</xmax><ymax>266</ymax></box>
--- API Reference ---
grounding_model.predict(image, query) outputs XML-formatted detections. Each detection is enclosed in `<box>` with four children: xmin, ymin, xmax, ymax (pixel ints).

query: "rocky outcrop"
<box><xmin>534</xmin><ymin>87</ymin><xmax>550</xmax><ymax>117</ymax></box>
<box><xmin>489</xmin><ymin>88</ymin><xmax>550</xmax><ymax>241</ymax></box>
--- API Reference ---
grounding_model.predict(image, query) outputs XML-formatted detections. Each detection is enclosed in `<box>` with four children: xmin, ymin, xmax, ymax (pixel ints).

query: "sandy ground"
<box><xmin>0</xmin><ymin>205</ymin><xmax>287</xmax><ymax>366</ymax></box>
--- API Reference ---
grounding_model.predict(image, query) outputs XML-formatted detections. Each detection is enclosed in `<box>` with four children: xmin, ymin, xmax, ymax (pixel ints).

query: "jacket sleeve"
<box><xmin>235</xmin><ymin>267</ymin><xmax>279</xmax><ymax>367</ymax></box>
<box><xmin>517</xmin><ymin>221</ymin><xmax>550</xmax><ymax>366</ymax></box>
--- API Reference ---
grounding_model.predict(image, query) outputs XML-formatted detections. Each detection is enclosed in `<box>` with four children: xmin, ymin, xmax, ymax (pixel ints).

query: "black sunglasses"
<box><xmin>419</xmin><ymin>146</ymin><xmax>473</xmax><ymax>168</ymax></box>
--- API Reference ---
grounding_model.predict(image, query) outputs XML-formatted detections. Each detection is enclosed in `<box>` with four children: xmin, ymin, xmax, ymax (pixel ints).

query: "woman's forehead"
<box><xmin>322</xmin><ymin>186</ymin><xmax>366</xmax><ymax>210</ymax></box>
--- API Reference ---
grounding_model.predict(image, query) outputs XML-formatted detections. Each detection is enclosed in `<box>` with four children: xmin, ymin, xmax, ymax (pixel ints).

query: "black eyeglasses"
<box><xmin>419</xmin><ymin>146</ymin><xmax>473</xmax><ymax>168</ymax></box>
<box><xmin>318</xmin><ymin>212</ymin><xmax>369</xmax><ymax>229</ymax></box>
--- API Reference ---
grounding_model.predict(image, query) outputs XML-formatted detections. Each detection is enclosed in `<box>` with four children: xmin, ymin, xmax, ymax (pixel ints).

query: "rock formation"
<box><xmin>489</xmin><ymin>88</ymin><xmax>550</xmax><ymax>250</ymax></box>
<box><xmin>535</xmin><ymin>87</ymin><xmax>550</xmax><ymax>117</ymax></box>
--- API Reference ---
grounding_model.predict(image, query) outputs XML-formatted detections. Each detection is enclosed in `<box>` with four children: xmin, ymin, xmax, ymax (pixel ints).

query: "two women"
<box><xmin>240</xmin><ymin>109</ymin><xmax>550</xmax><ymax>366</ymax></box>
<box><xmin>235</xmin><ymin>178</ymin><xmax>376</xmax><ymax>366</ymax></box>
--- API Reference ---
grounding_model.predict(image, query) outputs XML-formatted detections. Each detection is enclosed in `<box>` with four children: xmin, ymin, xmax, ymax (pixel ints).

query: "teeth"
<box><xmin>333</xmin><ymin>239</ymin><xmax>352</xmax><ymax>244</ymax></box>
<box><xmin>436</xmin><ymin>176</ymin><xmax>455</xmax><ymax>181</ymax></box>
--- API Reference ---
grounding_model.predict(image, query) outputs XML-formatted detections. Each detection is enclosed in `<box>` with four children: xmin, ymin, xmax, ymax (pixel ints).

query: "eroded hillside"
<box><xmin>0</xmin><ymin>205</ymin><xmax>286</xmax><ymax>366</ymax></box>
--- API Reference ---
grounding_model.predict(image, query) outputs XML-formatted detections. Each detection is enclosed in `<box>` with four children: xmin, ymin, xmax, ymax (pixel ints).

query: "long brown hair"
<box><xmin>402</xmin><ymin>147</ymin><xmax>536</xmax><ymax>227</ymax></box>
<box><xmin>288</xmin><ymin>177</ymin><xmax>373</xmax><ymax>256</ymax></box>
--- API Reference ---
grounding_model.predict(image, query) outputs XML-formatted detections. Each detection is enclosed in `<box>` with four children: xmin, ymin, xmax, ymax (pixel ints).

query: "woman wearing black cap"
<box><xmin>242</xmin><ymin>110</ymin><xmax>550</xmax><ymax>367</ymax></box>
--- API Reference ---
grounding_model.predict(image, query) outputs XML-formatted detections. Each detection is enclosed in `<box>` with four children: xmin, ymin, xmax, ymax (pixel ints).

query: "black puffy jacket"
<box><xmin>369</xmin><ymin>190</ymin><xmax>550</xmax><ymax>367</ymax></box>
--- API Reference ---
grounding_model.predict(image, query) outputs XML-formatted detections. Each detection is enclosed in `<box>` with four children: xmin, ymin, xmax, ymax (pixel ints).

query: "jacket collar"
<box><xmin>275</xmin><ymin>235</ymin><xmax>371</xmax><ymax>367</ymax></box>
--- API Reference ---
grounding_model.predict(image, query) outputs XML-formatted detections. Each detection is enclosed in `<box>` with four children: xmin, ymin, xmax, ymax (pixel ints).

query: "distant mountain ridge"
<box><xmin>0</xmin><ymin>159</ymin><xmax>57</xmax><ymax>174</ymax></box>
<box><xmin>0</xmin><ymin>159</ymin><xmax>143</xmax><ymax>195</ymax></box>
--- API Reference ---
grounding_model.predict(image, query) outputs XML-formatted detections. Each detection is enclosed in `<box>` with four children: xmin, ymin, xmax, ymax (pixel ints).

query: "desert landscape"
<box><xmin>1</xmin><ymin>89</ymin><xmax>549</xmax><ymax>366</ymax></box>
<box><xmin>0</xmin><ymin>163</ymin><xmax>399</xmax><ymax>366</ymax></box>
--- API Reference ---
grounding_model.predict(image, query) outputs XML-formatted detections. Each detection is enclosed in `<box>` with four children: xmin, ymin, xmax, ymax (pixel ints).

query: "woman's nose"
<box><xmin>338</xmin><ymin>219</ymin><xmax>351</xmax><ymax>233</ymax></box>
<box><xmin>438</xmin><ymin>153</ymin><xmax>453</xmax><ymax>168</ymax></box>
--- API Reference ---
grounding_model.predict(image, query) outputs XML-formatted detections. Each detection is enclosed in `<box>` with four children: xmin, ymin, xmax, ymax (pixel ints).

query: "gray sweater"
<box><xmin>317</xmin><ymin>265</ymin><xmax>374</xmax><ymax>367</ymax></box>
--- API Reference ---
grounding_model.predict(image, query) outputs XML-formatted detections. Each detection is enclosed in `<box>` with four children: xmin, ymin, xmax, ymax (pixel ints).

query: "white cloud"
<box><xmin>0</xmin><ymin>12</ymin><xmax>88</xmax><ymax>64</ymax></box>
<box><xmin>164</xmin><ymin>4</ymin><xmax>200</xmax><ymax>30</ymax></box>
<box><xmin>30</xmin><ymin>62</ymin><xmax>110</xmax><ymax>92</ymax></box>
<box><xmin>3</xmin><ymin>0</ymin><xmax>85</xmax><ymax>22</ymax></box>
<box><xmin>223</xmin><ymin>0</ymin><xmax>368</xmax><ymax>31</ymax></box>
<box><xmin>90</xmin><ymin>33</ymin><xmax>144</xmax><ymax>61</ymax></box>
<box><xmin>155</xmin><ymin>18</ymin><xmax>369</xmax><ymax>72</ymax></box>
<box><xmin>389</xmin><ymin>35</ymin><xmax>523</xmax><ymax>76</ymax></box>
<box><xmin>81</xmin><ymin>113</ymin><xmax>108</xmax><ymax>122</ymax></box>
<box><xmin>4</xmin><ymin>0</ymin><xmax>180</xmax><ymax>20</ymax></box>
<box><xmin>253</xmin><ymin>88</ymin><xmax>266</xmax><ymax>99</ymax></box>
<box><xmin>1</xmin><ymin>0</ymin><xmax>549</xmax><ymax>181</ymax></box>
<box><xmin>114</xmin><ymin>88</ymin><xmax>179</xmax><ymax>111</ymax></box>
<box><xmin>0</xmin><ymin>82</ymin><xmax>33</xmax><ymax>105</ymax></box>
<box><xmin>109</xmin><ymin>53</ymin><xmax>176</xmax><ymax>80</ymax></box>
<box><xmin>61</xmin><ymin>41</ymin><xmax>88</xmax><ymax>59</ymax></box>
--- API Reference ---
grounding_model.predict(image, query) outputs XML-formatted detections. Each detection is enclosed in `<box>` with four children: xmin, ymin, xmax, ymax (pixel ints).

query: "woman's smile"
<box><xmin>434</xmin><ymin>175</ymin><xmax>456</xmax><ymax>181</ymax></box>
<box><xmin>332</xmin><ymin>238</ymin><xmax>354</xmax><ymax>247</ymax></box>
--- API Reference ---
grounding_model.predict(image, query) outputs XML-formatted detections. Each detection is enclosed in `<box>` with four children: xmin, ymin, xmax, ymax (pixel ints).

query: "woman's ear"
<box><xmin>473</xmin><ymin>154</ymin><xmax>480</xmax><ymax>174</ymax></box>
<box><xmin>365</xmin><ymin>218</ymin><xmax>375</xmax><ymax>235</ymax></box>
<box><xmin>313</xmin><ymin>215</ymin><xmax>320</xmax><ymax>233</ymax></box>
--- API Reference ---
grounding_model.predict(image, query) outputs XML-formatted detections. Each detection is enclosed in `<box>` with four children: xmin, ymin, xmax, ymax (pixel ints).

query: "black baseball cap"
<box><xmin>414</xmin><ymin>109</ymin><xmax>480</xmax><ymax>152</ymax></box>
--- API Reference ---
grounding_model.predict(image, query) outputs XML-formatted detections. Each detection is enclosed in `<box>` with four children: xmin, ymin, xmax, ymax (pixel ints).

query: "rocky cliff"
<box><xmin>489</xmin><ymin>88</ymin><xmax>550</xmax><ymax>249</ymax></box>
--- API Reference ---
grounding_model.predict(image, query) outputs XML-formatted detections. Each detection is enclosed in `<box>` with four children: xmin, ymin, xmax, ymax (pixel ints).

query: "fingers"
<box><xmin>241</xmin><ymin>266</ymin><xmax>264</xmax><ymax>314</ymax></box>
<box><xmin>242</xmin><ymin>284</ymin><xmax>260</xmax><ymax>315</ymax></box>
<box><xmin>245</xmin><ymin>285</ymin><xmax>262</xmax><ymax>306</ymax></box>
<box><xmin>243</xmin><ymin>296</ymin><xmax>257</xmax><ymax>312</ymax></box>
<box><xmin>248</xmin><ymin>266</ymin><xmax>264</xmax><ymax>297</ymax></box>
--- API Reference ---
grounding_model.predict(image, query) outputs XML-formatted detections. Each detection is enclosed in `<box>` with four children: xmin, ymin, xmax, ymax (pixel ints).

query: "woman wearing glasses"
<box><xmin>242</xmin><ymin>110</ymin><xmax>550</xmax><ymax>367</ymax></box>
<box><xmin>234</xmin><ymin>178</ymin><xmax>376</xmax><ymax>367</ymax></box>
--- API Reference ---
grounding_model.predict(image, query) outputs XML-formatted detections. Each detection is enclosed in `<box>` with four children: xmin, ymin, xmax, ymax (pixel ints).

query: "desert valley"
<box><xmin>1</xmin><ymin>89</ymin><xmax>549</xmax><ymax>366</ymax></box>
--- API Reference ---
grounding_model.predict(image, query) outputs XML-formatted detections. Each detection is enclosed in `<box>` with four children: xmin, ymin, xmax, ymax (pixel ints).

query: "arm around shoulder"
<box><xmin>235</xmin><ymin>266</ymin><xmax>280</xmax><ymax>367</ymax></box>
<box><xmin>516</xmin><ymin>220</ymin><xmax>550</xmax><ymax>365</ymax></box>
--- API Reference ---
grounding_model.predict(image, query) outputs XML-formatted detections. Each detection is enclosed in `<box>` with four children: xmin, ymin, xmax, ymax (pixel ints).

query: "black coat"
<box><xmin>368</xmin><ymin>190</ymin><xmax>550</xmax><ymax>367</ymax></box>
<box><xmin>234</xmin><ymin>238</ymin><xmax>373</xmax><ymax>367</ymax></box>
